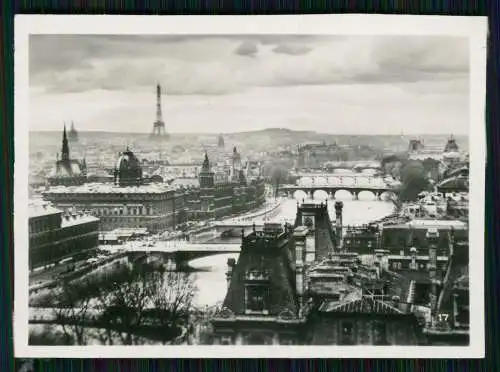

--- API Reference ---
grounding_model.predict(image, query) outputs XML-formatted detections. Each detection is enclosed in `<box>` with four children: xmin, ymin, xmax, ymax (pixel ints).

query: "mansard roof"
<box><xmin>221</xmin><ymin>226</ymin><xmax>299</xmax><ymax>317</ymax></box>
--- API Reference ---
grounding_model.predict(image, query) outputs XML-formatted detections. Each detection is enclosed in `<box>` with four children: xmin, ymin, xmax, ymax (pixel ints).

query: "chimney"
<box><xmin>426</xmin><ymin>228</ymin><xmax>440</xmax><ymax>322</ymax></box>
<box><xmin>335</xmin><ymin>201</ymin><xmax>344</xmax><ymax>250</ymax></box>
<box><xmin>293</xmin><ymin>226</ymin><xmax>308</xmax><ymax>300</ymax></box>
<box><xmin>374</xmin><ymin>260</ymin><xmax>381</xmax><ymax>279</ymax></box>
<box><xmin>226</xmin><ymin>258</ymin><xmax>236</xmax><ymax>290</ymax></box>
<box><xmin>410</xmin><ymin>247</ymin><xmax>418</xmax><ymax>270</ymax></box>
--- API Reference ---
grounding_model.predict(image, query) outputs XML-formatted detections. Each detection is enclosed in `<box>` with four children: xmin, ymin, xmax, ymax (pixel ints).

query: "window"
<box><xmin>340</xmin><ymin>321</ymin><xmax>355</xmax><ymax>345</ymax></box>
<box><xmin>373</xmin><ymin>321</ymin><xmax>389</xmax><ymax>345</ymax></box>
<box><xmin>246</xmin><ymin>285</ymin><xmax>267</xmax><ymax>313</ymax></box>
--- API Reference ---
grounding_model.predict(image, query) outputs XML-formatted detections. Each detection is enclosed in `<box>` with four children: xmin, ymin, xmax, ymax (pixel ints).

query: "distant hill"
<box><xmin>29</xmin><ymin>129</ymin><xmax>469</xmax><ymax>154</ymax></box>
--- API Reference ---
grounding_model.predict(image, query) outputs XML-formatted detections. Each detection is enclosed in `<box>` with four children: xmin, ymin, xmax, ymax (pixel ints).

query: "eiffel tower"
<box><xmin>151</xmin><ymin>83</ymin><xmax>167</xmax><ymax>138</ymax></box>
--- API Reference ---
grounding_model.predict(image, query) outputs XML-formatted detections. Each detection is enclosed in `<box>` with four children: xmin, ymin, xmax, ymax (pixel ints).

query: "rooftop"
<box><xmin>60</xmin><ymin>212</ymin><xmax>99</xmax><ymax>227</ymax></box>
<box><xmin>28</xmin><ymin>200</ymin><xmax>61</xmax><ymax>219</ymax></box>
<box><xmin>384</xmin><ymin>219</ymin><xmax>467</xmax><ymax>230</ymax></box>
<box><xmin>43</xmin><ymin>182</ymin><xmax>176</xmax><ymax>195</ymax></box>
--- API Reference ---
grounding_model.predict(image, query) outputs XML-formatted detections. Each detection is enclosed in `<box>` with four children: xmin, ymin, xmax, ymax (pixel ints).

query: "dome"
<box><xmin>114</xmin><ymin>148</ymin><xmax>143</xmax><ymax>187</ymax></box>
<box><xmin>116</xmin><ymin>148</ymin><xmax>140</xmax><ymax>170</ymax></box>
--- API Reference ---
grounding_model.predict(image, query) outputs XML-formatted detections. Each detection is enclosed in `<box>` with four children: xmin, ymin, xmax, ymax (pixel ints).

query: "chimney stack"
<box><xmin>293</xmin><ymin>226</ymin><xmax>308</xmax><ymax>303</ymax></box>
<box><xmin>426</xmin><ymin>228</ymin><xmax>440</xmax><ymax>323</ymax></box>
<box><xmin>335</xmin><ymin>201</ymin><xmax>344</xmax><ymax>250</ymax></box>
<box><xmin>410</xmin><ymin>247</ymin><xmax>418</xmax><ymax>270</ymax></box>
<box><xmin>374</xmin><ymin>260</ymin><xmax>381</xmax><ymax>279</ymax></box>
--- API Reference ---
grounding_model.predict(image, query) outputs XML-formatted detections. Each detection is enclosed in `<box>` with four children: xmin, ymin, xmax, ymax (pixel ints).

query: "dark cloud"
<box><xmin>29</xmin><ymin>35</ymin><xmax>469</xmax><ymax>96</ymax></box>
<box><xmin>272</xmin><ymin>44</ymin><xmax>311</xmax><ymax>55</ymax></box>
<box><xmin>234</xmin><ymin>41</ymin><xmax>258</xmax><ymax>57</ymax></box>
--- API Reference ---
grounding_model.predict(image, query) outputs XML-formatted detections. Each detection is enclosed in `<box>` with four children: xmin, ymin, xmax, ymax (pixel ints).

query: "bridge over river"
<box><xmin>101</xmin><ymin>240</ymin><xmax>241</xmax><ymax>270</ymax></box>
<box><xmin>281</xmin><ymin>173</ymin><xmax>399</xmax><ymax>200</ymax></box>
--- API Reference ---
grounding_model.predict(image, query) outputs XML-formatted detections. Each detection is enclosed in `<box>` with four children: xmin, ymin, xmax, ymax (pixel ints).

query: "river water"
<box><xmin>189</xmin><ymin>187</ymin><xmax>395</xmax><ymax>309</ymax></box>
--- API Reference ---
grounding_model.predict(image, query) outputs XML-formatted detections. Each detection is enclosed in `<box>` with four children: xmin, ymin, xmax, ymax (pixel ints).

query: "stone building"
<box><xmin>43</xmin><ymin>148</ymin><xmax>188</xmax><ymax>232</ymax></box>
<box><xmin>211</xmin><ymin>223</ymin><xmax>302</xmax><ymax>345</ymax></box>
<box><xmin>296</xmin><ymin>142</ymin><xmax>341</xmax><ymax>169</ymax></box>
<box><xmin>342</xmin><ymin>224</ymin><xmax>380</xmax><ymax>254</ymax></box>
<box><xmin>29</xmin><ymin>200</ymin><xmax>99</xmax><ymax>270</ymax></box>
<box><xmin>47</xmin><ymin>125</ymin><xmax>87</xmax><ymax>187</ymax></box>
<box><xmin>211</xmin><ymin>201</ymin><xmax>428</xmax><ymax>345</ymax></box>
<box><xmin>381</xmin><ymin>219</ymin><xmax>468</xmax><ymax>258</ymax></box>
<box><xmin>306</xmin><ymin>294</ymin><xmax>423</xmax><ymax>345</ymax></box>
<box><xmin>194</xmin><ymin>152</ymin><xmax>265</xmax><ymax>220</ymax></box>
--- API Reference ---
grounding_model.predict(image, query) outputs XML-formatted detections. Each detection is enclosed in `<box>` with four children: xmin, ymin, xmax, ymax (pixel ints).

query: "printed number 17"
<box><xmin>438</xmin><ymin>313</ymin><xmax>449</xmax><ymax>322</ymax></box>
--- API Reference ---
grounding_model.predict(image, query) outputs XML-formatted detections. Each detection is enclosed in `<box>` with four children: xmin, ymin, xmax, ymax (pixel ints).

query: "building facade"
<box><xmin>43</xmin><ymin>148</ymin><xmax>188</xmax><ymax>232</ymax></box>
<box><xmin>211</xmin><ymin>202</ymin><xmax>429</xmax><ymax>345</ymax></box>
<box><xmin>29</xmin><ymin>201</ymin><xmax>99</xmax><ymax>270</ymax></box>
<box><xmin>194</xmin><ymin>152</ymin><xmax>266</xmax><ymax>220</ymax></box>
<box><xmin>296</xmin><ymin>142</ymin><xmax>342</xmax><ymax>169</ymax></box>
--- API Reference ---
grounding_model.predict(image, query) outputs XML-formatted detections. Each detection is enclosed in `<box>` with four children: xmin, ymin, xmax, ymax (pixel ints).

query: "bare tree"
<box><xmin>47</xmin><ymin>261</ymin><xmax>197</xmax><ymax>345</ymax></box>
<box><xmin>52</xmin><ymin>279</ymin><xmax>94</xmax><ymax>345</ymax></box>
<box><xmin>147</xmin><ymin>269</ymin><xmax>196</xmax><ymax>344</ymax></box>
<box><xmin>95</xmin><ymin>262</ymin><xmax>197</xmax><ymax>345</ymax></box>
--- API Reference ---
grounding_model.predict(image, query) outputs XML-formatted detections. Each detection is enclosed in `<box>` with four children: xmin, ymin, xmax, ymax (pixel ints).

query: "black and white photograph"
<box><xmin>14</xmin><ymin>15</ymin><xmax>486</xmax><ymax>358</ymax></box>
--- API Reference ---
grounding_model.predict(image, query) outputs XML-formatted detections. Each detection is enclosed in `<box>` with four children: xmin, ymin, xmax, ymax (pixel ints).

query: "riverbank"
<box><xmin>223</xmin><ymin>197</ymin><xmax>283</xmax><ymax>223</ymax></box>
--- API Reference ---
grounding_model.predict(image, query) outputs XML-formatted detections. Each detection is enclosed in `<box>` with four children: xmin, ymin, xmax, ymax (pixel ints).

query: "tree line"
<box><xmin>29</xmin><ymin>261</ymin><xmax>197</xmax><ymax>346</ymax></box>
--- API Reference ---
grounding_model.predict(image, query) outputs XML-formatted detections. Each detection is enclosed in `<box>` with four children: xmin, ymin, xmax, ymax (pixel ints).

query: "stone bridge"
<box><xmin>294</xmin><ymin>161</ymin><xmax>381</xmax><ymax>173</ymax></box>
<box><xmin>280</xmin><ymin>184</ymin><xmax>397</xmax><ymax>200</ymax></box>
<box><xmin>104</xmin><ymin>241</ymin><xmax>241</xmax><ymax>270</ymax></box>
<box><xmin>281</xmin><ymin>174</ymin><xmax>398</xmax><ymax>200</ymax></box>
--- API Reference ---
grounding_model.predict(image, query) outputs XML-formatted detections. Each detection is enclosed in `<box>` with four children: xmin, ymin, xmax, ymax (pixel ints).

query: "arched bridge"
<box><xmin>282</xmin><ymin>174</ymin><xmax>399</xmax><ymax>200</ymax></box>
<box><xmin>294</xmin><ymin>161</ymin><xmax>381</xmax><ymax>173</ymax></box>
<box><xmin>102</xmin><ymin>241</ymin><xmax>241</xmax><ymax>270</ymax></box>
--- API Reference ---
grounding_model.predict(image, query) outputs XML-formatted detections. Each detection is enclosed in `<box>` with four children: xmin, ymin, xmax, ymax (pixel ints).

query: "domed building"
<box><xmin>43</xmin><ymin>146</ymin><xmax>191</xmax><ymax>233</ymax></box>
<box><xmin>47</xmin><ymin>125</ymin><xmax>87</xmax><ymax>187</ymax></box>
<box><xmin>114</xmin><ymin>147</ymin><xmax>143</xmax><ymax>187</ymax></box>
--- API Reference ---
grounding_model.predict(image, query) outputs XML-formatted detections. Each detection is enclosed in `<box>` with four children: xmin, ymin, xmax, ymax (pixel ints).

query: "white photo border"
<box><xmin>14</xmin><ymin>14</ymin><xmax>487</xmax><ymax>358</ymax></box>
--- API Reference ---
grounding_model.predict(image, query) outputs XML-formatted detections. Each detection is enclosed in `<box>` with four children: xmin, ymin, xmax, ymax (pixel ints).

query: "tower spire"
<box><xmin>202</xmin><ymin>152</ymin><xmax>210</xmax><ymax>171</ymax></box>
<box><xmin>61</xmin><ymin>124</ymin><xmax>70</xmax><ymax>162</ymax></box>
<box><xmin>156</xmin><ymin>83</ymin><xmax>162</xmax><ymax>123</ymax></box>
<box><xmin>151</xmin><ymin>83</ymin><xmax>166</xmax><ymax>137</ymax></box>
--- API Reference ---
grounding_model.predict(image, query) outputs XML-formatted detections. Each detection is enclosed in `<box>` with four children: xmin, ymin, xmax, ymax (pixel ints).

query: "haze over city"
<box><xmin>29</xmin><ymin>35</ymin><xmax>469</xmax><ymax>135</ymax></box>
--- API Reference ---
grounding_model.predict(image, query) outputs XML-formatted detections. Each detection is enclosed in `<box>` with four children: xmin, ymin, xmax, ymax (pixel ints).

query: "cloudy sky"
<box><xmin>29</xmin><ymin>34</ymin><xmax>469</xmax><ymax>135</ymax></box>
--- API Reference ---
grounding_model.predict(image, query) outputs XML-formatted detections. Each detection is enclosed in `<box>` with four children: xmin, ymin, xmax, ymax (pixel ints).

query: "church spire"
<box><xmin>202</xmin><ymin>152</ymin><xmax>210</xmax><ymax>171</ymax></box>
<box><xmin>61</xmin><ymin>124</ymin><xmax>70</xmax><ymax>161</ymax></box>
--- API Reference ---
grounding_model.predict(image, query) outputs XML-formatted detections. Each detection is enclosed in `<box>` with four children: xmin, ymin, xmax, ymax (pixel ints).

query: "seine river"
<box><xmin>189</xmin><ymin>189</ymin><xmax>395</xmax><ymax>309</ymax></box>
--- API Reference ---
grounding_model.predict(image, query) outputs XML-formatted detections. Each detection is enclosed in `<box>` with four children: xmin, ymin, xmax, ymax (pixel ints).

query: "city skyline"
<box><xmin>29</xmin><ymin>35</ymin><xmax>470</xmax><ymax>135</ymax></box>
